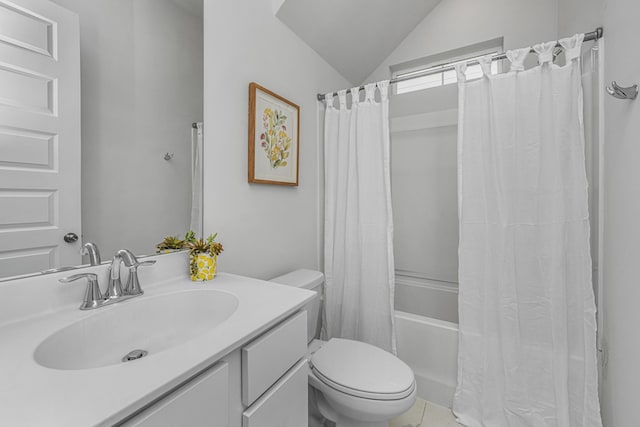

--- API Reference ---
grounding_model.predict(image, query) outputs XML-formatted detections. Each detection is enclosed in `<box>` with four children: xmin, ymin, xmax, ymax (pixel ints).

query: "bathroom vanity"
<box><xmin>0</xmin><ymin>252</ymin><xmax>314</xmax><ymax>426</ymax></box>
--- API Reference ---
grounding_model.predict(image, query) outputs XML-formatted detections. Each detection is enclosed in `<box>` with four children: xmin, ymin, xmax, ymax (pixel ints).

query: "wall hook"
<box><xmin>163</xmin><ymin>152</ymin><xmax>174</xmax><ymax>161</ymax></box>
<box><xmin>606</xmin><ymin>81</ymin><xmax>638</xmax><ymax>100</ymax></box>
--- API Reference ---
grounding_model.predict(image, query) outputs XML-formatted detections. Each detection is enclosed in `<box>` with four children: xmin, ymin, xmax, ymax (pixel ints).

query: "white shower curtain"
<box><xmin>190</xmin><ymin>122</ymin><xmax>203</xmax><ymax>237</ymax></box>
<box><xmin>323</xmin><ymin>82</ymin><xmax>396</xmax><ymax>353</ymax></box>
<box><xmin>453</xmin><ymin>34</ymin><xmax>602</xmax><ymax>426</ymax></box>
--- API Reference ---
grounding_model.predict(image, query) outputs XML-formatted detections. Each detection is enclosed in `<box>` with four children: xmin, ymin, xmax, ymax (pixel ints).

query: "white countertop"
<box><xmin>0</xmin><ymin>254</ymin><xmax>315</xmax><ymax>426</ymax></box>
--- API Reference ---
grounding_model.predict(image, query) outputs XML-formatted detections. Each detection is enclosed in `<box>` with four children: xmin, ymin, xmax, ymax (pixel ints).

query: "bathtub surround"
<box><xmin>323</xmin><ymin>83</ymin><xmax>396</xmax><ymax>354</ymax></box>
<box><xmin>453</xmin><ymin>36</ymin><xmax>602</xmax><ymax>426</ymax></box>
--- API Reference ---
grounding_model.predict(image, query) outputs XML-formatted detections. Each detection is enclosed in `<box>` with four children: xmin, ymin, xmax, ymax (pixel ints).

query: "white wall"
<box><xmin>202</xmin><ymin>0</ymin><xmax>350</xmax><ymax>279</ymax></box>
<box><xmin>558</xmin><ymin>0</ymin><xmax>603</xmax><ymax>38</ymax></box>
<box><xmin>600</xmin><ymin>0</ymin><xmax>640</xmax><ymax>425</ymax></box>
<box><xmin>51</xmin><ymin>0</ymin><xmax>203</xmax><ymax>258</ymax></box>
<box><xmin>364</xmin><ymin>0</ymin><xmax>558</xmax><ymax>84</ymax></box>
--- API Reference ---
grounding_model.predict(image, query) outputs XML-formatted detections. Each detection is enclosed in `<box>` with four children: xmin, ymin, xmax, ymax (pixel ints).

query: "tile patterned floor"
<box><xmin>390</xmin><ymin>398</ymin><xmax>464</xmax><ymax>427</ymax></box>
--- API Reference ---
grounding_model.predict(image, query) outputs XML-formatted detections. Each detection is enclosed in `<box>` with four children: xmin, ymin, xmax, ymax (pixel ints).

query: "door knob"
<box><xmin>64</xmin><ymin>232</ymin><xmax>79</xmax><ymax>243</ymax></box>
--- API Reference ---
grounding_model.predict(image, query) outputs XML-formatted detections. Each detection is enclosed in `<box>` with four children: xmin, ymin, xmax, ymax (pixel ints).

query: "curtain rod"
<box><xmin>317</xmin><ymin>27</ymin><xmax>603</xmax><ymax>102</ymax></box>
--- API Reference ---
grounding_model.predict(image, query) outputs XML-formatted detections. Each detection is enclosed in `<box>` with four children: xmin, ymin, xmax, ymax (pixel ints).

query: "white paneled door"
<box><xmin>0</xmin><ymin>0</ymin><xmax>80</xmax><ymax>277</ymax></box>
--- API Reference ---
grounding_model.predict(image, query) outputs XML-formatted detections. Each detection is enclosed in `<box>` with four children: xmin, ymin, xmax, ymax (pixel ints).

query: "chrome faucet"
<box><xmin>81</xmin><ymin>242</ymin><xmax>101</xmax><ymax>266</ymax></box>
<box><xmin>60</xmin><ymin>249</ymin><xmax>155</xmax><ymax>310</ymax></box>
<box><xmin>115</xmin><ymin>249</ymin><xmax>156</xmax><ymax>296</ymax></box>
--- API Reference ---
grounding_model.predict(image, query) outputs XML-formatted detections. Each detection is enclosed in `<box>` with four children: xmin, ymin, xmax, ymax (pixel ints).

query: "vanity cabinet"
<box><xmin>118</xmin><ymin>310</ymin><xmax>308</xmax><ymax>427</ymax></box>
<box><xmin>241</xmin><ymin>310</ymin><xmax>308</xmax><ymax>427</ymax></box>
<box><xmin>241</xmin><ymin>310</ymin><xmax>307</xmax><ymax>406</ymax></box>
<box><xmin>121</xmin><ymin>362</ymin><xmax>230</xmax><ymax>427</ymax></box>
<box><xmin>242</xmin><ymin>359</ymin><xmax>308</xmax><ymax>427</ymax></box>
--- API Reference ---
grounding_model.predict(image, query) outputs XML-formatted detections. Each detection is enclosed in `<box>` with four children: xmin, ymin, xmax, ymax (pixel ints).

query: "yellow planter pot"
<box><xmin>190</xmin><ymin>253</ymin><xmax>217</xmax><ymax>281</ymax></box>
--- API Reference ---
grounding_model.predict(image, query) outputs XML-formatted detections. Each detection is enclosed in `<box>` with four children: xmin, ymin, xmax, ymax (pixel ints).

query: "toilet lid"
<box><xmin>310</xmin><ymin>338</ymin><xmax>415</xmax><ymax>400</ymax></box>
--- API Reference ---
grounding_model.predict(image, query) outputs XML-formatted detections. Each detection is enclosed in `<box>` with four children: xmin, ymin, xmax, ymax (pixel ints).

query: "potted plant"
<box><xmin>156</xmin><ymin>235</ymin><xmax>185</xmax><ymax>254</ymax></box>
<box><xmin>184</xmin><ymin>231</ymin><xmax>224</xmax><ymax>281</ymax></box>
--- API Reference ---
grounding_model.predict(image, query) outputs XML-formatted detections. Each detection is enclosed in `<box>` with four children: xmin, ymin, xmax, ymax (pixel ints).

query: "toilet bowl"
<box><xmin>270</xmin><ymin>270</ymin><xmax>416</xmax><ymax>427</ymax></box>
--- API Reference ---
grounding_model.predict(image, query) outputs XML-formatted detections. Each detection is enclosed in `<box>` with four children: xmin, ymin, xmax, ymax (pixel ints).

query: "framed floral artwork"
<box><xmin>248</xmin><ymin>82</ymin><xmax>300</xmax><ymax>186</ymax></box>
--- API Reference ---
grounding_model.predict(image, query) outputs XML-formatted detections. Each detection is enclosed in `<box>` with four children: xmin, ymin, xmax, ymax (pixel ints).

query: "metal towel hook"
<box><xmin>606</xmin><ymin>81</ymin><xmax>638</xmax><ymax>100</ymax></box>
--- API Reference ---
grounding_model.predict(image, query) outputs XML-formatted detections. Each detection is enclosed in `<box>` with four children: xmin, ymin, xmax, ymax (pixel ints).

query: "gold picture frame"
<box><xmin>248</xmin><ymin>82</ymin><xmax>300</xmax><ymax>186</ymax></box>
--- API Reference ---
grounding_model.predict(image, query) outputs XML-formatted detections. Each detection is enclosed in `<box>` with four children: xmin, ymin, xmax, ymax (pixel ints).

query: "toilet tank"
<box><xmin>270</xmin><ymin>269</ymin><xmax>324</xmax><ymax>344</ymax></box>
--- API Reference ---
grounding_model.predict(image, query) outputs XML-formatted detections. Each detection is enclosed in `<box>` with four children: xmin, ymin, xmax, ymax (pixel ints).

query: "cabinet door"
<box><xmin>242</xmin><ymin>359</ymin><xmax>308</xmax><ymax>427</ymax></box>
<box><xmin>122</xmin><ymin>362</ymin><xmax>229</xmax><ymax>427</ymax></box>
<box><xmin>242</xmin><ymin>310</ymin><xmax>307</xmax><ymax>406</ymax></box>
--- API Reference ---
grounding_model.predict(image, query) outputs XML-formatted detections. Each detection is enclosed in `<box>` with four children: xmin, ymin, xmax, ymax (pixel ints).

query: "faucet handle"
<box><xmin>59</xmin><ymin>273</ymin><xmax>104</xmax><ymax>310</ymax></box>
<box><xmin>137</xmin><ymin>260</ymin><xmax>156</xmax><ymax>268</ymax></box>
<box><xmin>123</xmin><ymin>260</ymin><xmax>156</xmax><ymax>296</ymax></box>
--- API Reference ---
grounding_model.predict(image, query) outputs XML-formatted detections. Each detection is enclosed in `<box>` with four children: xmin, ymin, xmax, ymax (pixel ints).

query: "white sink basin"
<box><xmin>33</xmin><ymin>289</ymin><xmax>239</xmax><ymax>370</ymax></box>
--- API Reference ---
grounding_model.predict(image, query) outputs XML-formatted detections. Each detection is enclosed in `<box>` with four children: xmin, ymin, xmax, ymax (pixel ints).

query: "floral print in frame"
<box><xmin>248</xmin><ymin>82</ymin><xmax>300</xmax><ymax>186</ymax></box>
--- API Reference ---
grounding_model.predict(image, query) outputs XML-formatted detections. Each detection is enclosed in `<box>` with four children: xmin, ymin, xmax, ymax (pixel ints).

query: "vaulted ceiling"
<box><xmin>275</xmin><ymin>0</ymin><xmax>443</xmax><ymax>85</ymax></box>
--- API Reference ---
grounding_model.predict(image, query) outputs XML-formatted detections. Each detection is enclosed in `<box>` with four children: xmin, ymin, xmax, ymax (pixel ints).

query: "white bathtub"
<box><xmin>394</xmin><ymin>274</ymin><xmax>460</xmax><ymax>407</ymax></box>
<box><xmin>395</xmin><ymin>310</ymin><xmax>459</xmax><ymax>408</ymax></box>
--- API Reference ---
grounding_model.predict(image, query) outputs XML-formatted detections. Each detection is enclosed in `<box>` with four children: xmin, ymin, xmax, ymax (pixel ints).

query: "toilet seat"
<box><xmin>312</xmin><ymin>367</ymin><xmax>416</xmax><ymax>401</ymax></box>
<box><xmin>310</xmin><ymin>338</ymin><xmax>416</xmax><ymax>401</ymax></box>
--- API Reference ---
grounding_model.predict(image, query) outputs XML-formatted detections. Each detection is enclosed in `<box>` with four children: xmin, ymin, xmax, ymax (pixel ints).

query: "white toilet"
<box><xmin>270</xmin><ymin>269</ymin><xmax>416</xmax><ymax>427</ymax></box>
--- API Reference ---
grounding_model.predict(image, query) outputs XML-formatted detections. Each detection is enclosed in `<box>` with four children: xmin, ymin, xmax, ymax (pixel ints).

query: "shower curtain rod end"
<box><xmin>596</xmin><ymin>27</ymin><xmax>604</xmax><ymax>39</ymax></box>
<box><xmin>317</xmin><ymin>93</ymin><xmax>326</xmax><ymax>102</ymax></box>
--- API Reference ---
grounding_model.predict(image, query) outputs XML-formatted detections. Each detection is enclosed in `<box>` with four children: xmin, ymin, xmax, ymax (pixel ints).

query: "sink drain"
<box><xmin>122</xmin><ymin>349</ymin><xmax>148</xmax><ymax>362</ymax></box>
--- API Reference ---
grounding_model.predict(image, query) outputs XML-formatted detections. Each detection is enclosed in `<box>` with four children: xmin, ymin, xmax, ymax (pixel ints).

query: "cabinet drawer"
<box><xmin>242</xmin><ymin>359</ymin><xmax>308</xmax><ymax>427</ymax></box>
<box><xmin>121</xmin><ymin>362</ymin><xmax>229</xmax><ymax>427</ymax></box>
<box><xmin>242</xmin><ymin>310</ymin><xmax>307</xmax><ymax>406</ymax></box>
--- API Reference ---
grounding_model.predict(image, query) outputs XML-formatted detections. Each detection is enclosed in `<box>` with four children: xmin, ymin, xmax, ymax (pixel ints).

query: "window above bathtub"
<box><xmin>391</xmin><ymin>37</ymin><xmax>504</xmax><ymax>94</ymax></box>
